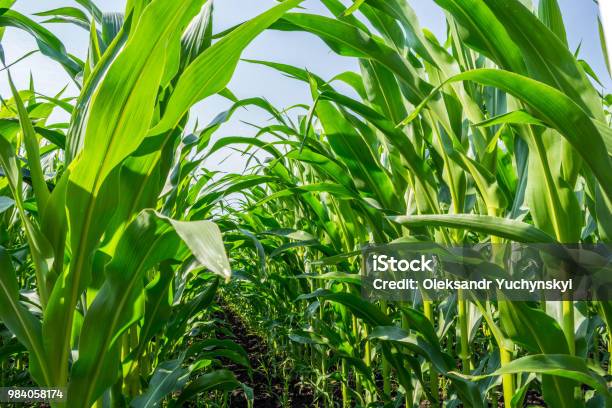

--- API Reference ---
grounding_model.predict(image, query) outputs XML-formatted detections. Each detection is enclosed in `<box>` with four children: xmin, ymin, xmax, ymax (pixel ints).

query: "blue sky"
<box><xmin>1</xmin><ymin>0</ymin><xmax>609</xmax><ymax>173</ymax></box>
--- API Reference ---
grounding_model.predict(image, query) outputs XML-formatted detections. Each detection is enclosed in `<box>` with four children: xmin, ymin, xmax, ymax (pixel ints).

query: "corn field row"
<box><xmin>0</xmin><ymin>0</ymin><xmax>610</xmax><ymax>406</ymax></box>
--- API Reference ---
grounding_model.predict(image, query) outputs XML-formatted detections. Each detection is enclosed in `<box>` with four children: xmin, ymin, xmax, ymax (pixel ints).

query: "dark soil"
<box><xmin>213</xmin><ymin>305</ymin><xmax>315</xmax><ymax>407</ymax></box>
<box><xmin>521</xmin><ymin>390</ymin><xmax>546</xmax><ymax>407</ymax></box>
<box><xmin>211</xmin><ymin>304</ymin><xmax>551</xmax><ymax>408</ymax></box>
<box><xmin>417</xmin><ymin>388</ymin><xmax>546</xmax><ymax>408</ymax></box>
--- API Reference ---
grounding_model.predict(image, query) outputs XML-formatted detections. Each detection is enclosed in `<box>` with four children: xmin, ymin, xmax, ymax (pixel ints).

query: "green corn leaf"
<box><xmin>0</xmin><ymin>134</ymin><xmax>52</xmax><ymax>307</ymax></box>
<box><xmin>124</xmin><ymin>0</ymin><xmax>148</xmax><ymax>22</ymax></box>
<box><xmin>317</xmin><ymin>291</ymin><xmax>392</xmax><ymax>326</ymax></box>
<box><xmin>180</xmin><ymin>2</ymin><xmax>213</xmax><ymax>70</ymax></box>
<box><xmin>0</xmin><ymin>247</ymin><xmax>50</xmax><ymax>386</ymax></box>
<box><xmin>151</xmin><ymin>0</ymin><xmax>303</xmax><ymax>135</ymax></box>
<box><xmin>0</xmin><ymin>9</ymin><xmax>82</xmax><ymax>78</ymax></box>
<box><xmin>206</xmin><ymin>136</ymin><xmax>285</xmax><ymax>160</ymax></box>
<box><xmin>330</xmin><ymin>71</ymin><xmax>367</xmax><ymax>99</ymax></box>
<box><xmin>369</xmin><ymin>326</ymin><xmax>453</xmax><ymax>374</ymax></box>
<box><xmin>342</xmin><ymin>0</ymin><xmax>367</xmax><ymax>16</ymax></box>
<box><xmin>357</xmin><ymin>3</ymin><xmax>405</xmax><ymax>50</ymax></box>
<box><xmin>165</xmin><ymin>278</ymin><xmax>220</xmax><ymax>344</ymax></box>
<box><xmin>124</xmin><ymin>265</ymin><xmax>174</xmax><ymax>375</ymax></box>
<box><xmin>391</xmin><ymin>214</ymin><xmax>556</xmax><ymax>243</ymax></box>
<box><xmin>7</xmin><ymin>73</ymin><xmax>50</xmax><ymax>213</ymax></box>
<box><xmin>65</xmin><ymin>12</ymin><xmax>131</xmax><ymax>163</ymax></box>
<box><xmin>598</xmin><ymin>17</ymin><xmax>611</xmax><ymax>77</ymax></box>
<box><xmin>243</xmin><ymin>59</ymin><xmax>334</xmax><ymax>91</ymax></box>
<box><xmin>39</xmin><ymin>172</ymin><xmax>69</xmax><ymax>291</ymax></box>
<box><xmin>34</xmin><ymin>7</ymin><xmax>90</xmax><ymax>30</ymax></box>
<box><xmin>292</xmin><ymin>272</ymin><xmax>361</xmax><ymax>286</ymax></box>
<box><xmin>510</xmin><ymin>374</ymin><xmax>536</xmax><ymax>408</ymax></box>
<box><xmin>131</xmin><ymin>358</ymin><xmax>189</xmax><ymax>408</ymax></box>
<box><xmin>173</xmin><ymin>370</ymin><xmax>240</xmax><ymax>406</ymax></box>
<box><xmin>399</xmin><ymin>306</ymin><xmax>442</xmax><ymax>348</ymax></box>
<box><xmin>475</xmin><ymin>110</ymin><xmax>547</xmax><ymax>128</ymax></box>
<box><xmin>537</xmin><ymin>0</ymin><xmax>568</xmax><ymax>46</ymax></box>
<box><xmin>74</xmin><ymin>0</ymin><xmax>103</xmax><ymax>23</ymax></box>
<box><xmin>100</xmin><ymin>12</ymin><xmax>123</xmax><ymax>47</ymax></box>
<box><xmin>487</xmin><ymin>354</ymin><xmax>611</xmax><ymax>403</ymax></box>
<box><xmin>498</xmin><ymin>301</ymin><xmax>569</xmax><ymax>356</ymax></box>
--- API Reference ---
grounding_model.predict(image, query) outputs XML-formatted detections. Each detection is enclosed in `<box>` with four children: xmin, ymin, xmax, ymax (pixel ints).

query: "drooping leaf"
<box><xmin>391</xmin><ymin>214</ymin><xmax>556</xmax><ymax>243</ymax></box>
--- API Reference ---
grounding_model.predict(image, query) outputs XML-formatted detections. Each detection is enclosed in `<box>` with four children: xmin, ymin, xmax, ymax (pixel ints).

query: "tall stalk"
<box><xmin>423</xmin><ymin>300</ymin><xmax>438</xmax><ymax>404</ymax></box>
<box><xmin>457</xmin><ymin>292</ymin><xmax>470</xmax><ymax>374</ymax></box>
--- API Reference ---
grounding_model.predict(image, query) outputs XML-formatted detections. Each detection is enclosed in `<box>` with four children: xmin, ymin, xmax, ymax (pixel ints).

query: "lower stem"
<box><xmin>500</xmin><ymin>346</ymin><xmax>515</xmax><ymax>405</ymax></box>
<box><xmin>380</xmin><ymin>301</ymin><xmax>391</xmax><ymax>397</ymax></box>
<box><xmin>402</xmin><ymin>311</ymin><xmax>414</xmax><ymax>408</ymax></box>
<box><xmin>363</xmin><ymin>324</ymin><xmax>373</xmax><ymax>403</ymax></box>
<box><xmin>423</xmin><ymin>300</ymin><xmax>438</xmax><ymax>405</ymax></box>
<box><xmin>457</xmin><ymin>291</ymin><xmax>470</xmax><ymax>374</ymax></box>
<box><xmin>608</xmin><ymin>329</ymin><xmax>612</xmax><ymax>376</ymax></box>
<box><xmin>562</xmin><ymin>301</ymin><xmax>575</xmax><ymax>355</ymax></box>
<box><xmin>342</xmin><ymin>359</ymin><xmax>350</xmax><ymax>408</ymax></box>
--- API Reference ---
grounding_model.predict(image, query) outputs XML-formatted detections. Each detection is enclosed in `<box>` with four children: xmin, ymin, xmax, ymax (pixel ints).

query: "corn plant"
<box><xmin>0</xmin><ymin>0</ymin><xmax>304</xmax><ymax>406</ymax></box>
